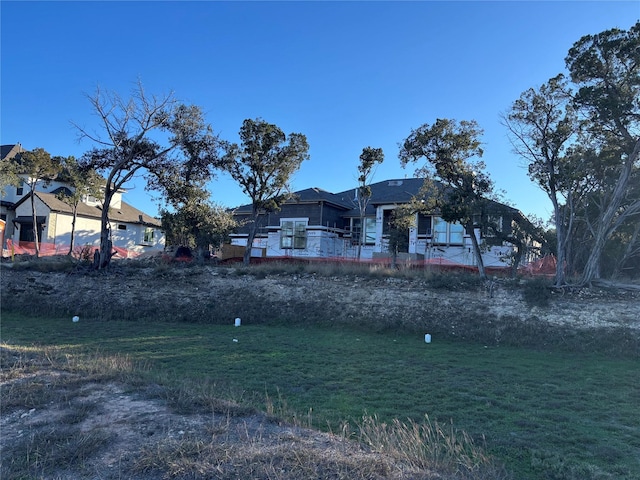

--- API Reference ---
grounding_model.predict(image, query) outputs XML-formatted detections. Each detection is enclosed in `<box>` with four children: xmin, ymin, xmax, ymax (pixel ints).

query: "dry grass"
<box><xmin>1</xmin><ymin>343</ymin><xmax>507</xmax><ymax>479</ymax></box>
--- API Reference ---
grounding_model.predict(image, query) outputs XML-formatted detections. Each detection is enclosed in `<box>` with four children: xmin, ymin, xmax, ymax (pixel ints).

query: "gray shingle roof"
<box><xmin>18</xmin><ymin>191</ymin><xmax>161</xmax><ymax>227</ymax></box>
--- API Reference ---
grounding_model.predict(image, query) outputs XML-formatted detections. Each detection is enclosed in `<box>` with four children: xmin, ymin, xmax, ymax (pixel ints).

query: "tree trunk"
<box><xmin>98</xmin><ymin>187</ymin><xmax>115</xmax><ymax>269</ymax></box>
<box><xmin>243</xmin><ymin>208</ymin><xmax>260</xmax><ymax>266</ymax></box>
<box><xmin>467</xmin><ymin>224</ymin><xmax>486</xmax><ymax>279</ymax></box>
<box><xmin>510</xmin><ymin>243</ymin><xmax>524</xmax><ymax>279</ymax></box>
<box><xmin>68</xmin><ymin>204</ymin><xmax>77</xmax><ymax>256</ymax></box>
<box><xmin>611</xmin><ymin>220</ymin><xmax>640</xmax><ymax>279</ymax></box>
<box><xmin>30</xmin><ymin>189</ymin><xmax>40</xmax><ymax>258</ymax></box>
<box><xmin>357</xmin><ymin>213</ymin><xmax>365</xmax><ymax>261</ymax></box>
<box><xmin>580</xmin><ymin>142</ymin><xmax>639</xmax><ymax>285</ymax></box>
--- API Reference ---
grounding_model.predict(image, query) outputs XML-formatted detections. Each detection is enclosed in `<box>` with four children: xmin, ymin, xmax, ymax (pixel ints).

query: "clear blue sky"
<box><xmin>2</xmin><ymin>1</ymin><xmax>638</xmax><ymax>222</ymax></box>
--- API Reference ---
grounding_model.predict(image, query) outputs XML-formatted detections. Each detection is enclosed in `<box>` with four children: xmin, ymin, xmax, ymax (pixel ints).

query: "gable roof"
<box><xmin>337</xmin><ymin>178</ymin><xmax>431</xmax><ymax>216</ymax></box>
<box><xmin>234</xmin><ymin>187</ymin><xmax>353</xmax><ymax>214</ymax></box>
<box><xmin>15</xmin><ymin>191</ymin><xmax>161</xmax><ymax>227</ymax></box>
<box><xmin>231</xmin><ymin>177</ymin><xmax>523</xmax><ymax>219</ymax></box>
<box><xmin>0</xmin><ymin>144</ymin><xmax>25</xmax><ymax>161</ymax></box>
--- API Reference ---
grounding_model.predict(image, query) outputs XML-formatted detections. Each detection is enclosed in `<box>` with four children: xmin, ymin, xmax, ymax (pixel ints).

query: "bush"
<box><xmin>521</xmin><ymin>277</ymin><xmax>552</xmax><ymax>307</ymax></box>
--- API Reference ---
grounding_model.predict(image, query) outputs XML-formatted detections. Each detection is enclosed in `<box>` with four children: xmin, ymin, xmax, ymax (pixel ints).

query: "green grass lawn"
<box><xmin>2</xmin><ymin>312</ymin><xmax>639</xmax><ymax>480</ymax></box>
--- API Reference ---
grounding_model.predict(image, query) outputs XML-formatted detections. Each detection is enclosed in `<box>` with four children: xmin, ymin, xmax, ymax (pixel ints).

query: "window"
<box><xmin>417</xmin><ymin>214</ymin><xmax>432</xmax><ymax>236</ymax></box>
<box><xmin>143</xmin><ymin>227</ymin><xmax>155</xmax><ymax>243</ymax></box>
<box><xmin>16</xmin><ymin>181</ymin><xmax>24</xmax><ymax>196</ymax></box>
<box><xmin>117</xmin><ymin>224</ymin><xmax>127</xmax><ymax>230</ymax></box>
<box><xmin>433</xmin><ymin>216</ymin><xmax>464</xmax><ymax>245</ymax></box>
<box><xmin>280</xmin><ymin>220</ymin><xmax>307</xmax><ymax>249</ymax></box>
<box><xmin>352</xmin><ymin>217</ymin><xmax>376</xmax><ymax>245</ymax></box>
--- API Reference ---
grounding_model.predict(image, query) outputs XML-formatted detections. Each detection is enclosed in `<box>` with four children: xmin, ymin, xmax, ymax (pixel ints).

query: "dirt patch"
<box><xmin>2</xmin><ymin>264</ymin><xmax>639</xmax><ymax>340</ymax></box>
<box><xmin>0</xmin><ymin>346</ymin><xmax>445</xmax><ymax>479</ymax></box>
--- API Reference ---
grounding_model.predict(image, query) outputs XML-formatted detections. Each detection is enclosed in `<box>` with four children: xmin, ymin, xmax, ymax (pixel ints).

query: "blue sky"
<box><xmin>2</xmin><ymin>1</ymin><xmax>638</xmax><ymax>222</ymax></box>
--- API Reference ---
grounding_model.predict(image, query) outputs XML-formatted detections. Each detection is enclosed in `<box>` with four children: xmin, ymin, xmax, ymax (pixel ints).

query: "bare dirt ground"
<box><xmin>2</xmin><ymin>262</ymin><xmax>639</xmax><ymax>479</ymax></box>
<box><xmin>2</xmin><ymin>348</ymin><xmax>445</xmax><ymax>479</ymax></box>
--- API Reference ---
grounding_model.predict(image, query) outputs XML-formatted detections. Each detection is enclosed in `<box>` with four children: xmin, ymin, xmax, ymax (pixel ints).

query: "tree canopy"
<box><xmin>223</xmin><ymin>118</ymin><xmax>310</xmax><ymax>265</ymax></box>
<box><xmin>14</xmin><ymin>148</ymin><xmax>62</xmax><ymax>257</ymax></box>
<box><xmin>400</xmin><ymin>118</ymin><xmax>494</xmax><ymax>279</ymax></box>
<box><xmin>505</xmin><ymin>21</ymin><xmax>640</xmax><ymax>285</ymax></box>
<box><xmin>76</xmin><ymin>82</ymin><xmax>214</xmax><ymax>268</ymax></box>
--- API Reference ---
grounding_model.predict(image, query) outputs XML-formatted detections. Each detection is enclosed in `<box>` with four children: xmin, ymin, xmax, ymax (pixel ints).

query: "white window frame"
<box><xmin>143</xmin><ymin>227</ymin><xmax>155</xmax><ymax>244</ymax></box>
<box><xmin>352</xmin><ymin>217</ymin><xmax>376</xmax><ymax>245</ymax></box>
<box><xmin>432</xmin><ymin>216</ymin><xmax>464</xmax><ymax>245</ymax></box>
<box><xmin>280</xmin><ymin>219</ymin><xmax>308</xmax><ymax>249</ymax></box>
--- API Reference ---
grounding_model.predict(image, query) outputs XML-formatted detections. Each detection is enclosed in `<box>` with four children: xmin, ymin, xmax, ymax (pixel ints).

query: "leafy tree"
<box><xmin>223</xmin><ymin>118</ymin><xmax>310</xmax><ymax>265</ymax></box>
<box><xmin>399</xmin><ymin>119</ymin><xmax>494</xmax><ymax>279</ymax></box>
<box><xmin>76</xmin><ymin>82</ymin><xmax>208</xmax><ymax>268</ymax></box>
<box><xmin>385</xmin><ymin>205</ymin><xmax>413</xmax><ymax>269</ymax></box>
<box><xmin>55</xmin><ymin>156</ymin><xmax>104</xmax><ymax>255</ymax></box>
<box><xmin>15</xmin><ymin>148</ymin><xmax>62</xmax><ymax>257</ymax></box>
<box><xmin>505</xmin><ymin>22</ymin><xmax>640</xmax><ymax>286</ymax></box>
<box><xmin>354</xmin><ymin>147</ymin><xmax>384</xmax><ymax>259</ymax></box>
<box><xmin>484</xmin><ymin>213</ymin><xmax>546</xmax><ymax>278</ymax></box>
<box><xmin>565</xmin><ymin>22</ymin><xmax>640</xmax><ymax>284</ymax></box>
<box><xmin>503</xmin><ymin>75</ymin><xmax>579</xmax><ymax>286</ymax></box>
<box><xmin>161</xmin><ymin>202</ymin><xmax>237</xmax><ymax>260</ymax></box>
<box><xmin>0</xmin><ymin>156</ymin><xmax>21</xmax><ymax>196</ymax></box>
<box><xmin>148</xmin><ymin>104</ymin><xmax>229</xmax><ymax>261</ymax></box>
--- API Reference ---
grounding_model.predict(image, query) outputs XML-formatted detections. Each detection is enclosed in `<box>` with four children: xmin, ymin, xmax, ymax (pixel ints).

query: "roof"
<box><xmin>15</xmin><ymin>191</ymin><xmax>161</xmax><ymax>227</ymax></box>
<box><xmin>337</xmin><ymin>178</ymin><xmax>432</xmax><ymax>216</ymax></box>
<box><xmin>1</xmin><ymin>144</ymin><xmax>25</xmax><ymax>161</ymax></box>
<box><xmin>234</xmin><ymin>187</ymin><xmax>353</xmax><ymax>214</ymax></box>
<box><xmin>232</xmin><ymin>177</ymin><xmax>523</xmax><ymax>218</ymax></box>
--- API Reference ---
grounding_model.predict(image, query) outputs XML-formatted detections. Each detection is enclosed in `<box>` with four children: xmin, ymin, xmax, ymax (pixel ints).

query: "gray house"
<box><xmin>230</xmin><ymin>178</ymin><xmax>540</xmax><ymax>268</ymax></box>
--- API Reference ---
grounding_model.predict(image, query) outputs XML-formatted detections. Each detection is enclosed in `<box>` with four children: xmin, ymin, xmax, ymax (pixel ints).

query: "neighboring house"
<box><xmin>1</xmin><ymin>144</ymin><xmax>164</xmax><ymax>256</ymax></box>
<box><xmin>230</xmin><ymin>178</ymin><xmax>540</xmax><ymax>268</ymax></box>
<box><xmin>0</xmin><ymin>144</ymin><xmax>27</xmax><ymax>241</ymax></box>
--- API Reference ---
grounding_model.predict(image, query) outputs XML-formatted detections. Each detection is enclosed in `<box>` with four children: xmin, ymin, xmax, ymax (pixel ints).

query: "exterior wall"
<box><xmin>12</xmin><ymin>195</ymin><xmax>52</xmax><ymax>242</ymax></box>
<box><xmin>229</xmin><ymin>201</ymin><xmax>530</xmax><ymax>268</ymax></box>
<box><xmin>109</xmin><ymin>220</ymin><xmax>165</xmax><ymax>253</ymax></box>
<box><xmin>3</xmin><ymin>176</ymin><xmax>75</xmax><ymax>205</ymax></box>
<box><xmin>11</xmin><ymin>198</ymin><xmax>164</xmax><ymax>255</ymax></box>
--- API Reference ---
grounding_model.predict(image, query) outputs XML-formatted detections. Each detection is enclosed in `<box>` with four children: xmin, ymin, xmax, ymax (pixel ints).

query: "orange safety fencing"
<box><xmin>2</xmin><ymin>239</ymin><xmax>141</xmax><ymax>260</ymax></box>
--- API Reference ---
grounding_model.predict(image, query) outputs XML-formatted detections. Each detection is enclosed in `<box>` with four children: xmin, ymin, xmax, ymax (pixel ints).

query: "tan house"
<box><xmin>10</xmin><ymin>191</ymin><xmax>164</xmax><ymax>256</ymax></box>
<box><xmin>1</xmin><ymin>144</ymin><xmax>164</xmax><ymax>257</ymax></box>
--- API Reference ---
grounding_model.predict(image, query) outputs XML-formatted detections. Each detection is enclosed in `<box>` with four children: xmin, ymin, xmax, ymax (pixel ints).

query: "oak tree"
<box><xmin>399</xmin><ymin>119</ymin><xmax>493</xmax><ymax>279</ymax></box>
<box><xmin>15</xmin><ymin>148</ymin><xmax>62</xmax><ymax>257</ymax></box>
<box><xmin>55</xmin><ymin>156</ymin><xmax>103</xmax><ymax>255</ymax></box>
<box><xmin>76</xmin><ymin>82</ymin><xmax>209</xmax><ymax>268</ymax></box>
<box><xmin>223</xmin><ymin>118</ymin><xmax>310</xmax><ymax>265</ymax></box>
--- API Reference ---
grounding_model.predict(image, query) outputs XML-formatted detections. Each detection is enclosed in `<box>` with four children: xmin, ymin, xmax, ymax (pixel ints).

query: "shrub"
<box><xmin>521</xmin><ymin>277</ymin><xmax>552</xmax><ymax>307</ymax></box>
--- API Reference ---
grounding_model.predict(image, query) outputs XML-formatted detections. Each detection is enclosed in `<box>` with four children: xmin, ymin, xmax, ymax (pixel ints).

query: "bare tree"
<box><xmin>503</xmin><ymin>75</ymin><xmax>578</xmax><ymax>286</ymax></box>
<box><xmin>75</xmin><ymin>81</ymin><xmax>207</xmax><ymax>268</ymax></box>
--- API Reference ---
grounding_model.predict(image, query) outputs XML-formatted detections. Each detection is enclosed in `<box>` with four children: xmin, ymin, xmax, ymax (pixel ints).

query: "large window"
<box><xmin>143</xmin><ymin>227</ymin><xmax>155</xmax><ymax>244</ymax></box>
<box><xmin>352</xmin><ymin>217</ymin><xmax>376</xmax><ymax>245</ymax></box>
<box><xmin>432</xmin><ymin>216</ymin><xmax>464</xmax><ymax>245</ymax></box>
<box><xmin>280</xmin><ymin>220</ymin><xmax>307</xmax><ymax>249</ymax></box>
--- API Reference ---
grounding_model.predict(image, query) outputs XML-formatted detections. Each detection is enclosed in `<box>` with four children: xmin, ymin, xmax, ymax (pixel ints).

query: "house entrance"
<box><xmin>15</xmin><ymin>216</ymin><xmax>45</xmax><ymax>243</ymax></box>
